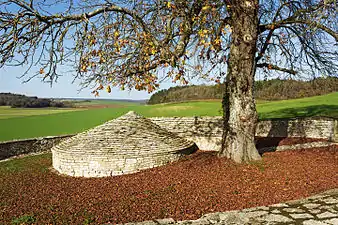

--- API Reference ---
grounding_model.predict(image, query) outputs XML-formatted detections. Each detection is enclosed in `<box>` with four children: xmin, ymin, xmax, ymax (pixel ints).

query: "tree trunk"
<box><xmin>218</xmin><ymin>0</ymin><xmax>262</xmax><ymax>162</ymax></box>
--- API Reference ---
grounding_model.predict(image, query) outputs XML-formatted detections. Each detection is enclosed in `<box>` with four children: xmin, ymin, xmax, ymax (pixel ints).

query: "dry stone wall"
<box><xmin>150</xmin><ymin>116</ymin><xmax>223</xmax><ymax>150</ymax></box>
<box><xmin>0</xmin><ymin>135</ymin><xmax>72</xmax><ymax>160</ymax></box>
<box><xmin>1</xmin><ymin>117</ymin><xmax>336</xmax><ymax>161</ymax></box>
<box><xmin>150</xmin><ymin>117</ymin><xmax>337</xmax><ymax>151</ymax></box>
<box><xmin>256</xmin><ymin>118</ymin><xmax>337</xmax><ymax>140</ymax></box>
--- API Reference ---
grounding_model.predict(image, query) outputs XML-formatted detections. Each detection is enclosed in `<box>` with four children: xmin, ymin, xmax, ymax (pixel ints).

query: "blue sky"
<box><xmin>0</xmin><ymin>63</ymin><xmax>268</xmax><ymax>100</ymax></box>
<box><xmin>0</xmin><ymin>65</ymin><xmax>184</xmax><ymax>99</ymax></box>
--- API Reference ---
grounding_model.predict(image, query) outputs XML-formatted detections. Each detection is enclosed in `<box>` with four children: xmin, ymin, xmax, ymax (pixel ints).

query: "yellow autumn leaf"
<box><xmin>192</xmin><ymin>16</ymin><xmax>197</xmax><ymax>21</ymax></box>
<box><xmin>106</xmin><ymin>85</ymin><xmax>111</xmax><ymax>93</ymax></box>
<box><xmin>202</xmin><ymin>5</ymin><xmax>211</xmax><ymax>11</ymax></box>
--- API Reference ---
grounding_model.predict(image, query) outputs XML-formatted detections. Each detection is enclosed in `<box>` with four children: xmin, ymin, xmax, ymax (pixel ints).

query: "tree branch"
<box><xmin>256</xmin><ymin>63</ymin><xmax>297</xmax><ymax>75</ymax></box>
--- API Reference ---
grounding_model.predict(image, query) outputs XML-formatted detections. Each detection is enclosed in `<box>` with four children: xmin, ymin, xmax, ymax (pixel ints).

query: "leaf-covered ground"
<box><xmin>0</xmin><ymin>144</ymin><xmax>337</xmax><ymax>224</ymax></box>
<box><xmin>255</xmin><ymin>137</ymin><xmax>326</xmax><ymax>149</ymax></box>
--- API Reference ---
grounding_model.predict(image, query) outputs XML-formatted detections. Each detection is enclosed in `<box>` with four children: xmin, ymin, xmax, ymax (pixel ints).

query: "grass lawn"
<box><xmin>0</xmin><ymin>101</ymin><xmax>223</xmax><ymax>142</ymax></box>
<box><xmin>0</xmin><ymin>92</ymin><xmax>337</xmax><ymax>142</ymax></box>
<box><xmin>0</xmin><ymin>106</ymin><xmax>84</xmax><ymax>119</ymax></box>
<box><xmin>257</xmin><ymin>92</ymin><xmax>338</xmax><ymax>119</ymax></box>
<box><xmin>0</xmin><ymin>108</ymin><xmax>129</xmax><ymax>141</ymax></box>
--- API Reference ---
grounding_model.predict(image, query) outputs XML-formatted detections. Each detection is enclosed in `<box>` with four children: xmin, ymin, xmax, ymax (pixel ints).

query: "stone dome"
<box><xmin>52</xmin><ymin>111</ymin><xmax>197</xmax><ymax>177</ymax></box>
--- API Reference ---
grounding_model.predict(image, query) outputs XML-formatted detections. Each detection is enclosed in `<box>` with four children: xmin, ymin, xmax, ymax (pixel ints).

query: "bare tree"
<box><xmin>0</xmin><ymin>0</ymin><xmax>337</xmax><ymax>162</ymax></box>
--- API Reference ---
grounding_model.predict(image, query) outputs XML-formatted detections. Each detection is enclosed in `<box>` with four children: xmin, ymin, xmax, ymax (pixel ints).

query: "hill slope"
<box><xmin>148</xmin><ymin>77</ymin><xmax>338</xmax><ymax>104</ymax></box>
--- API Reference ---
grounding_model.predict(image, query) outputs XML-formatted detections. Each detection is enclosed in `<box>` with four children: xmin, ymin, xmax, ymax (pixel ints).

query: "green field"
<box><xmin>257</xmin><ymin>92</ymin><xmax>338</xmax><ymax>119</ymax></box>
<box><xmin>0</xmin><ymin>92</ymin><xmax>337</xmax><ymax>142</ymax></box>
<box><xmin>0</xmin><ymin>106</ymin><xmax>84</xmax><ymax>119</ymax></box>
<box><xmin>73</xmin><ymin>99</ymin><xmax>140</xmax><ymax>106</ymax></box>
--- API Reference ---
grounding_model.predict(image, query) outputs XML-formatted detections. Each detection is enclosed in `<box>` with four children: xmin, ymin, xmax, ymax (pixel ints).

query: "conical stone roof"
<box><xmin>52</xmin><ymin>111</ymin><xmax>197</xmax><ymax>177</ymax></box>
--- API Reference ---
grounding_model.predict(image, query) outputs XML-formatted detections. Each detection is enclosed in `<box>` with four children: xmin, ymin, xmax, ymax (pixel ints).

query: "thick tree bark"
<box><xmin>218</xmin><ymin>0</ymin><xmax>262</xmax><ymax>162</ymax></box>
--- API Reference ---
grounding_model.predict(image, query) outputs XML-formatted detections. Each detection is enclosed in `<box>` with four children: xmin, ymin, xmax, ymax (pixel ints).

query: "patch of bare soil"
<box><xmin>0</xmin><ymin>145</ymin><xmax>337</xmax><ymax>224</ymax></box>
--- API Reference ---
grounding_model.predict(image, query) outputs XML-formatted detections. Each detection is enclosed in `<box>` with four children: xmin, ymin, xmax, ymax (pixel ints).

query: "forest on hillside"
<box><xmin>0</xmin><ymin>93</ymin><xmax>71</xmax><ymax>108</ymax></box>
<box><xmin>148</xmin><ymin>77</ymin><xmax>338</xmax><ymax>104</ymax></box>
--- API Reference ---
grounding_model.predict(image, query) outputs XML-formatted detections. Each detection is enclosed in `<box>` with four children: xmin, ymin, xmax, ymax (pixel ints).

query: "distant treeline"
<box><xmin>148</xmin><ymin>77</ymin><xmax>338</xmax><ymax>104</ymax></box>
<box><xmin>0</xmin><ymin>93</ymin><xmax>71</xmax><ymax>108</ymax></box>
